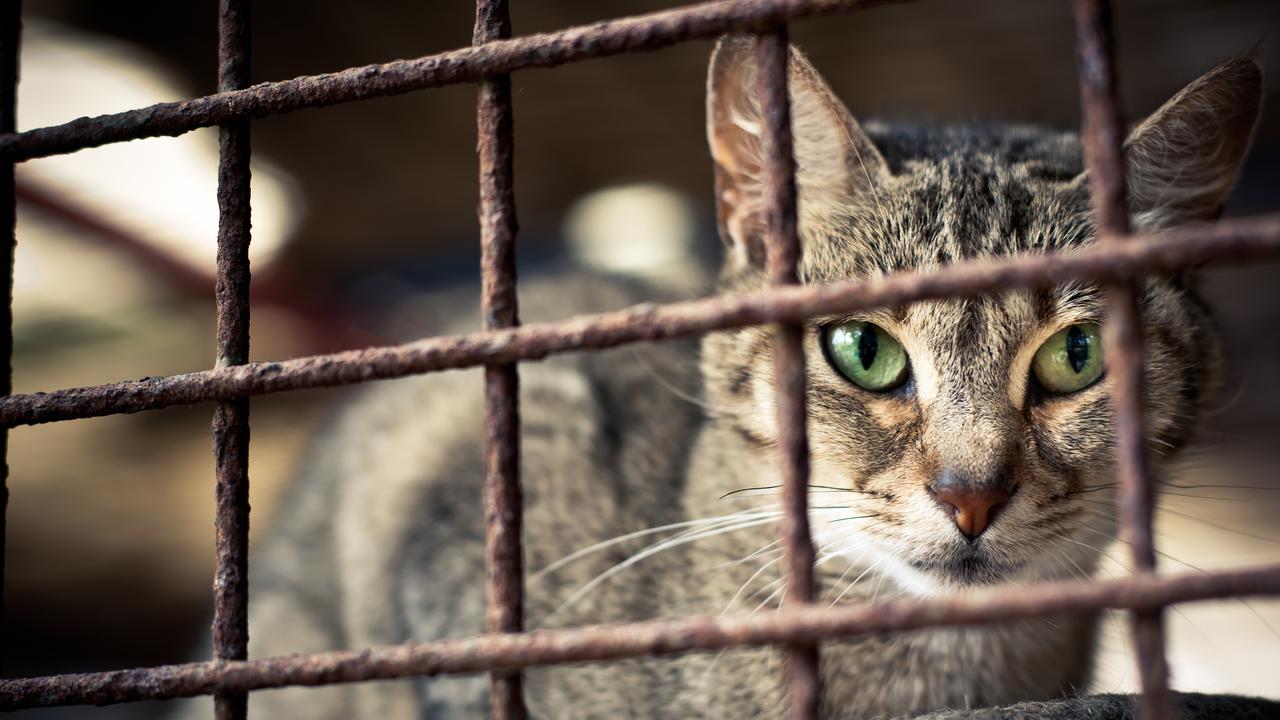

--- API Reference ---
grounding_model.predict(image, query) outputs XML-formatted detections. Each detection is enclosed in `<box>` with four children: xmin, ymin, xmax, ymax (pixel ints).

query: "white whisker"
<box><xmin>722</xmin><ymin>555</ymin><xmax>784</xmax><ymax>616</ymax></box>
<box><xmin>534</xmin><ymin>510</ymin><xmax>782</xmax><ymax>580</ymax></box>
<box><xmin>547</xmin><ymin>514</ymin><xmax>783</xmax><ymax>620</ymax></box>
<box><xmin>830</xmin><ymin>557</ymin><xmax>881</xmax><ymax>607</ymax></box>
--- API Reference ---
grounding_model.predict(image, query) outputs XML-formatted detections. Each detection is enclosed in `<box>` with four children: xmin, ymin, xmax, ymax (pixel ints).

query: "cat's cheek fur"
<box><xmin>1027</xmin><ymin>392</ymin><xmax>1113</xmax><ymax>469</ymax></box>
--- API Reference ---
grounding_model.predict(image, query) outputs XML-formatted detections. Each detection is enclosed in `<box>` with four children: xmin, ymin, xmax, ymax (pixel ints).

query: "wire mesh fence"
<box><xmin>1</xmin><ymin>0</ymin><xmax>1280</xmax><ymax>719</ymax></box>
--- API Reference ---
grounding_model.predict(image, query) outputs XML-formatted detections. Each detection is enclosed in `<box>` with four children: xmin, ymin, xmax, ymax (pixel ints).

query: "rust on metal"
<box><xmin>756</xmin><ymin>28</ymin><xmax>819</xmax><ymax>720</ymax></box>
<box><xmin>211</xmin><ymin>2</ymin><xmax>253</xmax><ymax>719</ymax></box>
<box><xmin>0</xmin><ymin>0</ymin><xmax>910</xmax><ymax>162</ymax></box>
<box><xmin>1072</xmin><ymin>1</ymin><xmax>1171</xmax><ymax>717</ymax></box>
<box><xmin>0</xmin><ymin>215</ymin><xmax>1278</xmax><ymax>429</ymax></box>
<box><xmin>474</xmin><ymin>1</ymin><xmax>527</xmax><ymax>718</ymax></box>
<box><xmin>0</xmin><ymin>0</ymin><xmax>20</xmax><ymax>649</ymax></box>
<box><xmin>3</xmin><ymin>564</ymin><xmax>1279</xmax><ymax>712</ymax></box>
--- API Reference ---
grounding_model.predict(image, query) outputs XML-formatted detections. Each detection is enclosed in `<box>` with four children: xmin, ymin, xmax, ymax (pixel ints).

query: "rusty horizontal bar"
<box><xmin>2</xmin><ymin>562</ymin><xmax>1279</xmax><ymax>711</ymax></box>
<box><xmin>0</xmin><ymin>0</ymin><xmax>906</xmax><ymax>162</ymax></box>
<box><xmin>2</xmin><ymin>213</ymin><xmax>1279</xmax><ymax>428</ymax></box>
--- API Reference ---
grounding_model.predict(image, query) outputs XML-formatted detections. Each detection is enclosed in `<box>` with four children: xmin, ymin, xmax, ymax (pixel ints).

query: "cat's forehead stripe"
<box><xmin>804</xmin><ymin>152</ymin><xmax>1095</xmax><ymax>288</ymax></box>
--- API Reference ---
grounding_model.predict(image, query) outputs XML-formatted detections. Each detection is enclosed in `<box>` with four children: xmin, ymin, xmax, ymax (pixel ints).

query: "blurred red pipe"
<box><xmin>14</xmin><ymin>177</ymin><xmax>378</xmax><ymax>353</ymax></box>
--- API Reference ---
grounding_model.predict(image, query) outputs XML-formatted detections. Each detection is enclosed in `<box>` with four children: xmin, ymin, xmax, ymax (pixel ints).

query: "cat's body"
<box><xmin>243</xmin><ymin>269</ymin><xmax>1095</xmax><ymax>720</ymax></box>
<box><xmin>202</xmin><ymin>38</ymin><xmax>1264</xmax><ymax>719</ymax></box>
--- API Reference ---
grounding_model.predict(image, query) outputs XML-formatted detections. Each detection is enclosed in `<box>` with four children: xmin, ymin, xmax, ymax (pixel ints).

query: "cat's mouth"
<box><xmin>910</xmin><ymin>547</ymin><xmax>1021</xmax><ymax>586</ymax></box>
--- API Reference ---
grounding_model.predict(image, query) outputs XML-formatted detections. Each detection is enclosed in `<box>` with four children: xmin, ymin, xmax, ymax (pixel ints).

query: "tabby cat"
<box><xmin>196</xmin><ymin>36</ymin><xmax>1265</xmax><ymax>719</ymax></box>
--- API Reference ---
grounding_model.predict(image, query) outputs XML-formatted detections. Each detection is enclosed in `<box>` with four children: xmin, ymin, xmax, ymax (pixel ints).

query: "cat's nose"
<box><xmin>929</xmin><ymin>475</ymin><xmax>1015</xmax><ymax>539</ymax></box>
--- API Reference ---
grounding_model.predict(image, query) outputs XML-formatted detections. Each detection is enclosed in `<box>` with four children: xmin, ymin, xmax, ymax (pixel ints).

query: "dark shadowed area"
<box><xmin>3</xmin><ymin>1</ymin><xmax>1279</xmax><ymax>718</ymax></box>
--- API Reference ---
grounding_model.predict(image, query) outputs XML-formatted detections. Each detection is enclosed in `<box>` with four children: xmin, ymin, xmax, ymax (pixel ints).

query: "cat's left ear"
<box><xmin>707</xmin><ymin>35</ymin><xmax>889</xmax><ymax>270</ymax></box>
<box><xmin>1119</xmin><ymin>54</ymin><xmax>1263</xmax><ymax>230</ymax></box>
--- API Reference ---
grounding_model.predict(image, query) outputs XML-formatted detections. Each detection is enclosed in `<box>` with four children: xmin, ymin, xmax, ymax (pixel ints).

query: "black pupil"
<box><xmin>858</xmin><ymin>326</ymin><xmax>879</xmax><ymax>370</ymax></box>
<box><xmin>1066</xmin><ymin>325</ymin><xmax>1090</xmax><ymax>373</ymax></box>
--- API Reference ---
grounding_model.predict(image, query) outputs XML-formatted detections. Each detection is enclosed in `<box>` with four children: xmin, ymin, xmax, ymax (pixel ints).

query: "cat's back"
<box><xmin>238</xmin><ymin>269</ymin><xmax>706</xmax><ymax>718</ymax></box>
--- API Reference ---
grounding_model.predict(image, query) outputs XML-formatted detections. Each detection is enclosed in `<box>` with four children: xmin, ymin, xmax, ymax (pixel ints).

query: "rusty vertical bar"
<box><xmin>756</xmin><ymin>29</ymin><xmax>819</xmax><ymax>720</ymax></box>
<box><xmin>212</xmin><ymin>1</ymin><xmax>252</xmax><ymax>719</ymax></box>
<box><xmin>475</xmin><ymin>2</ymin><xmax>525</xmax><ymax>719</ymax></box>
<box><xmin>1073</xmin><ymin>1</ymin><xmax>1171</xmax><ymax>718</ymax></box>
<box><xmin>0</xmin><ymin>1</ymin><xmax>20</xmax><ymax>661</ymax></box>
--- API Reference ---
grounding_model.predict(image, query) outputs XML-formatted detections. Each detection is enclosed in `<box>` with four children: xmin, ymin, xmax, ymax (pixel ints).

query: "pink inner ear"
<box><xmin>709</xmin><ymin>132</ymin><xmax>748</xmax><ymax>178</ymax></box>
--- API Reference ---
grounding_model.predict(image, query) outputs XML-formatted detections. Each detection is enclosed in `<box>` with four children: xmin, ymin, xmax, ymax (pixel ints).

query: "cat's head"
<box><xmin>702</xmin><ymin>36</ymin><xmax>1261</xmax><ymax>593</ymax></box>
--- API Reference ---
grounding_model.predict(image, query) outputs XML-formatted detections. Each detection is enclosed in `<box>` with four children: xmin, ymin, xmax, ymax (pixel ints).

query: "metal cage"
<box><xmin>1</xmin><ymin>1</ymin><xmax>1279</xmax><ymax>719</ymax></box>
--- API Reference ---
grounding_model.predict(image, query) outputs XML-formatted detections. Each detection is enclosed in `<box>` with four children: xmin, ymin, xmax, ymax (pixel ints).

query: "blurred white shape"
<box><xmin>13</xmin><ymin>211</ymin><xmax>155</xmax><ymax>320</ymax></box>
<box><xmin>564</xmin><ymin>183</ymin><xmax>695</xmax><ymax>278</ymax></box>
<box><xmin>14</xmin><ymin>19</ymin><xmax>301</xmax><ymax>277</ymax></box>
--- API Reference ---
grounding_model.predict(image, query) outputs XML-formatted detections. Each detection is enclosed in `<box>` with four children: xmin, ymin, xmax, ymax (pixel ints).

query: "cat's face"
<box><xmin>703</xmin><ymin>37</ymin><xmax>1260</xmax><ymax>593</ymax></box>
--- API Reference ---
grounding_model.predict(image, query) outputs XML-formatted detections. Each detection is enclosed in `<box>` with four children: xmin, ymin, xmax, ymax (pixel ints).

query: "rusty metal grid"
<box><xmin>0</xmin><ymin>0</ymin><xmax>1279</xmax><ymax>718</ymax></box>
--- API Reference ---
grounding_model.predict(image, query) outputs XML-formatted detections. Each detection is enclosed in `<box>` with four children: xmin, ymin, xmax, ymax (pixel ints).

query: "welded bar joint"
<box><xmin>756</xmin><ymin>27</ymin><xmax>820</xmax><ymax>720</ymax></box>
<box><xmin>1072</xmin><ymin>0</ymin><xmax>1171</xmax><ymax>717</ymax></box>
<box><xmin>474</xmin><ymin>1</ymin><xmax>526</xmax><ymax>719</ymax></box>
<box><xmin>211</xmin><ymin>1</ymin><xmax>253</xmax><ymax>719</ymax></box>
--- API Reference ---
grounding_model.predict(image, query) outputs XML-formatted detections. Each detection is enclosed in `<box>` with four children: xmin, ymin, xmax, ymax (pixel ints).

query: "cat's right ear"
<box><xmin>707</xmin><ymin>35</ymin><xmax>888</xmax><ymax>270</ymax></box>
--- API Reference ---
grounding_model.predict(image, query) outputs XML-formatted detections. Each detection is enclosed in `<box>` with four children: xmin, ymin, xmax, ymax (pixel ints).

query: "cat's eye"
<box><xmin>1032</xmin><ymin>323</ymin><xmax>1105</xmax><ymax>394</ymax></box>
<box><xmin>824</xmin><ymin>321</ymin><xmax>910</xmax><ymax>392</ymax></box>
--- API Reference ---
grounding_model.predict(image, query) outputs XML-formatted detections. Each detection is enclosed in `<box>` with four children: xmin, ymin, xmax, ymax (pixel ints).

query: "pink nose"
<box><xmin>930</xmin><ymin>484</ymin><xmax>1014</xmax><ymax>539</ymax></box>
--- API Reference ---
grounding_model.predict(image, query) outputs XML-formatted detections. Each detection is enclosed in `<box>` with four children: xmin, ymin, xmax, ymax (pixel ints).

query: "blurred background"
<box><xmin>4</xmin><ymin>0</ymin><xmax>1280</xmax><ymax>717</ymax></box>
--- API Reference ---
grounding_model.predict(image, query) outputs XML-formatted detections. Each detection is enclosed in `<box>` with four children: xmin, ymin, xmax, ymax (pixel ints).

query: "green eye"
<box><xmin>1032</xmin><ymin>323</ymin><xmax>1105</xmax><ymax>394</ymax></box>
<box><xmin>824</xmin><ymin>321</ymin><xmax>910</xmax><ymax>392</ymax></box>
